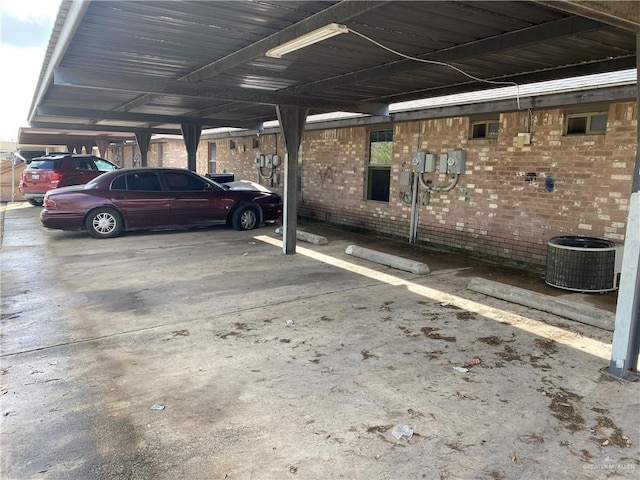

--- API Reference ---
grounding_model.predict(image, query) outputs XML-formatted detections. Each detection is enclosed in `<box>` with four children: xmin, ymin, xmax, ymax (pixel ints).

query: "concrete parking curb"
<box><xmin>344</xmin><ymin>244</ymin><xmax>430</xmax><ymax>275</ymax></box>
<box><xmin>274</xmin><ymin>227</ymin><xmax>328</xmax><ymax>245</ymax></box>
<box><xmin>467</xmin><ymin>277</ymin><xmax>615</xmax><ymax>331</ymax></box>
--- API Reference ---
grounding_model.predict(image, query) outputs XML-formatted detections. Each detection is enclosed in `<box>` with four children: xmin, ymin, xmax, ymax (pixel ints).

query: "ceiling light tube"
<box><xmin>266</xmin><ymin>23</ymin><xmax>348</xmax><ymax>58</ymax></box>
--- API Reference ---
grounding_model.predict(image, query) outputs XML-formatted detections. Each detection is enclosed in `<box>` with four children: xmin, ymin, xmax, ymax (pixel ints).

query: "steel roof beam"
<box><xmin>373</xmin><ymin>57</ymin><xmax>636</xmax><ymax>104</ymax></box>
<box><xmin>36</xmin><ymin>106</ymin><xmax>261</xmax><ymax>130</ymax></box>
<box><xmin>29</xmin><ymin>122</ymin><xmax>182</xmax><ymax>135</ymax></box>
<box><xmin>53</xmin><ymin>67</ymin><xmax>389</xmax><ymax>116</ymax></box>
<box><xmin>117</xmin><ymin>1</ymin><xmax>389</xmax><ymax>113</ymax></box>
<box><xmin>287</xmin><ymin>16</ymin><xmax>606</xmax><ymax>95</ymax></box>
<box><xmin>535</xmin><ymin>1</ymin><xmax>640</xmax><ymax>32</ymax></box>
<box><xmin>184</xmin><ymin>1</ymin><xmax>388</xmax><ymax>83</ymax></box>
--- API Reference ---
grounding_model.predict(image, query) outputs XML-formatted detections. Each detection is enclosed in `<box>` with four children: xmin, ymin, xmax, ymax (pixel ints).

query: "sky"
<box><xmin>0</xmin><ymin>0</ymin><xmax>61</xmax><ymax>142</ymax></box>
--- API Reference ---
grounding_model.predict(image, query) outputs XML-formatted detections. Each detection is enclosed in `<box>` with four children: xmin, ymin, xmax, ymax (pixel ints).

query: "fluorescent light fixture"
<box><xmin>266</xmin><ymin>23</ymin><xmax>348</xmax><ymax>58</ymax></box>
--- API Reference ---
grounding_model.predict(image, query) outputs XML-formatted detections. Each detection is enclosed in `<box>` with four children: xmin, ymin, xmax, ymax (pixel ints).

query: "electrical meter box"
<box><xmin>412</xmin><ymin>151</ymin><xmax>436</xmax><ymax>173</ymax></box>
<box><xmin>412</xmin><ymin>151</ymin><xmax>426</xmax><ymax>172</ymax></box>
<box><xmin>439</xmin><ymin>149</ymin><xmax>466</xmax><ymax>174</ymax></box>
<box><xmin>399</xmin><ymin>171</ymin><xmax>413</xmax><ymax>186</ymax></box>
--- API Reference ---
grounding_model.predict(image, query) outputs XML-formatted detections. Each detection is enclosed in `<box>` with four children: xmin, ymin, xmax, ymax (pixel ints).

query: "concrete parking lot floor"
<box><xmin>1</xmin><ymin>203</ymin><xmax>638</xmax><ymax>479</ymax></box>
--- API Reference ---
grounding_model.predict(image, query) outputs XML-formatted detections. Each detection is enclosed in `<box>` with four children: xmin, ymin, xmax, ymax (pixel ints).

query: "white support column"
<box><xmin>608</xmin><ymin>32</ymin><xmax>640</xmax><ymax>378</ymax></box>
<box><xmin>609</xmin><ymin>192</ymin><xmax>640</xmax><ymax>377</ymax></box>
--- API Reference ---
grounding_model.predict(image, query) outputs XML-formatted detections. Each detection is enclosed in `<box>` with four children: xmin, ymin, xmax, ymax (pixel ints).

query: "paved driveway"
<box><xmin>1</xmin><ymin>203</ymin><xmax>638</xmax><ymax>479</ymax></box>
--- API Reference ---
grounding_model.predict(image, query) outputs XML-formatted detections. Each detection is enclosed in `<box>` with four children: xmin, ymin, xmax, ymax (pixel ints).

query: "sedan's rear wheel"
<box><xmin>232</xmin><ymin>205</ymin><xmax>259</xmax><ymax>231</ymax></box>
<box><xmin>87</xmin><ymin>208</ymin><xmax>123</xmax><ymax>238</ymax></box>
<box><xmin>28</xmin><ymin>198</ymin><xmax>43</xmax><ymax>207</ymax></box>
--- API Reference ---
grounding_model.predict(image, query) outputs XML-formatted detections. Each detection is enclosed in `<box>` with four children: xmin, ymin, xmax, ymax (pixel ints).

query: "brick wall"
<box><xmin>230</xmin><ymin>102</ymin><xmax>637</xmax><ymax>266</ymax></box>
<box><xmin>103</xmin><ymin>101</ymin><xmax>637</xmax><ymax>267</ymax></box>
<box><xmin>212</xmin><ymin>133</ymin><xmax>286</xmax><ymax>190</ymax></box>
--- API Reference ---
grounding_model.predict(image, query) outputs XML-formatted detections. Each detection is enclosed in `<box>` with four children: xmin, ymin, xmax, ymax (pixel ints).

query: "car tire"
<box><xmin>28</xmin><ymin>198</ymin><xmax>43</xmax><ymax>207</ymax></box>
<box><xmin>232</xmin><ymin>205</ymin><xmax>259</xmax><ymax>231</ymax></box>
<box><xmin>86</xmin><ymin>208</ymin><xmax>123</xmax><ymax>238</ymax></box>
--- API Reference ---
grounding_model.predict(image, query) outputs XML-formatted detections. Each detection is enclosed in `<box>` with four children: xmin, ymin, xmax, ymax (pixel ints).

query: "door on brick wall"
<box><xmin>366</xmin><ymin>129</ymin><xmax>392</xmax><ymax>202</ymax></box>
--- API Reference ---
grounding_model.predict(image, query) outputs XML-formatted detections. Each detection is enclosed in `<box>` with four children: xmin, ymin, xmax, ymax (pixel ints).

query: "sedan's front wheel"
<box><xmin>87</xmin><ymin>208</ymin><xmax>123</xmax><ymax>238</ymax></box>
<box><xmin>232</xmin><ymin>205</ymin><xmax>259</xmax><ymax>231</ymax></box>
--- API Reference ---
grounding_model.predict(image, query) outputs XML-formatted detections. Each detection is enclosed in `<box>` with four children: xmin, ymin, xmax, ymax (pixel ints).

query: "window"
<box><xmin>165</xmin><ymin>171</ymin><xmax>208</xmax><ymax>191</ymax></box>
<box><xmin>94</xmin><ymin>158</ymin><xmax>119</xmax><ymax>172</ymax></box>
<box><xmin>471</xmin><ymin>120</ymin><xmax>499</xmax><ymax>139</ymax></box>
<box><xmin>73</xmin><ymin>159</ymin><xmax>94</xmax><ymax>170</ymax></box>
<box><xmin>366</xmin><ymin>129</ymin><xmax>392</xmax><ymax>202</ymax></box>
<box><xmin>229</xmin><ymin>140</ymin><xmax>236</xmax><ymax>150</ymax></box>
<box><xmin>29</xmin><ymin>160</ymin><xmax>61</xmax><ymax>170</ymax></box>
<box><xmin>566</xmin><ymin>112</ymin><xmax>608</xmax><ymax>135</ymax></box>
<box><xmin>157</xmin><ymin>142</ymin><xmax>164</xmax><ymax>167</ymax></box>
<box><xmin>208</xmin><ymin>142</ymin><xmax>216</xmax><ymax>173</ymax></box>
<box><xmin>111</xmin><ymin>175</ymin><xmax>126</xmax><ymax>190</ymax></box>
<box><xmin>119</xmin><ymin>172</ymin><xmax>162</xmax><ymax>191</ymax></box>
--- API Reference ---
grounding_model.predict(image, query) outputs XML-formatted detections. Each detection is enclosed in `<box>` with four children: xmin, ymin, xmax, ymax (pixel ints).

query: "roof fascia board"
<box><xmin>28</xmin><ymin>0</ymin><xmax>90</xmax><ymax>122</ymax></box>
<box><xmin>53</xmin><ymin>67</ymin><xmax>389</xmax><ymax>116</ymax></box>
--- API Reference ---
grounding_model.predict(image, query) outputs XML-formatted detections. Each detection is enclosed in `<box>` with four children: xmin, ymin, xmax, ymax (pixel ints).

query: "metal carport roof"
<box><xmin>24</xmin><ymin>1</ymin><xmax>638</xmax><ymax>141</ymax></box>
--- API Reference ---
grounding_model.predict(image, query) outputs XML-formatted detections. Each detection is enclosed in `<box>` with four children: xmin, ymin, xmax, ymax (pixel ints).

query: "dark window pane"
<box><xmin>127</xmin><ymin>172</ymin><xmax>162</xmax><ymax>191</ymax></box>
<box><xmin>165</xmin><ymin>172</ymin><xmax>206</xmax><ymax>191</ymax></box>
<box><xmin>472</xmin><ymin>123</ymin><xmax>487</xmax><ymax>138</ymax></box>
<box><xmin>567</xmin><ymin>116</ymin><xmax>587</xmax><ymax>135</ymax></box>
<box><xmin>111</xmin><ymin>175</ymin><xmax>126</xmax><ymax>190</ymax></box>
<box><xmin>367</xmin><ymin>168</ymin><xmax>390</xmax><ymax>202</ymax></box>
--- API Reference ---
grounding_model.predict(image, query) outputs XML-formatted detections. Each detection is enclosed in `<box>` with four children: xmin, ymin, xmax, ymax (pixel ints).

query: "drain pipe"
<box><xmin>409</xmin><ymin>172</ymin><xmax>419</xmax><ymax>244</ymax></box>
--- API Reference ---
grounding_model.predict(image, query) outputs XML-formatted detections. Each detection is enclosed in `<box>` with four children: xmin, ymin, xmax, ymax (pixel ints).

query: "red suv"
<box><xmin>19</xmin><ymin>153</ymin><xmax>120</xmax><ymax>206</ymax></box>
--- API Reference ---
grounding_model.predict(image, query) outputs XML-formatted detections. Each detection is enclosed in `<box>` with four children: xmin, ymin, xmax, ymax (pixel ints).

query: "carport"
<box><xmin>20</xmin><ymin>2</ymin><xmax>639</xmax><ymax>373</ymax></box>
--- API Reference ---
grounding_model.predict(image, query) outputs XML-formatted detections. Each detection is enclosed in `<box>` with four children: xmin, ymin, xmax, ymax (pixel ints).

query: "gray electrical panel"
<box><xmin>399</xmin><ymin>171</ymin><xmax>413</xmax><ymax>186</ymax></box>
<box><xmin>447</xmin><ymin>149</ymin><xmax>466</xmax><ymax>174</ymax></box>
<box><xmin>438</xmin><ymin>153</ymin><xmax>448</xmax><ymax>173</ymax></box>
<box><xmin>439</xmin><ymin>149</ymin><xmax>466</xmax><ymax>174</ymax></box>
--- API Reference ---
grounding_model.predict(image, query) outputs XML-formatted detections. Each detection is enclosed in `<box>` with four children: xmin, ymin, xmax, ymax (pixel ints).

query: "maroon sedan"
<box><xmin>40</xmin><ymin>167</ymin><xmax>282</xmax><ymax>238</ymax></box>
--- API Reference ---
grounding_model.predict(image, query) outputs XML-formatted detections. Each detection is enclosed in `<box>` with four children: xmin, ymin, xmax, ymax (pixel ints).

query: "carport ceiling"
<box><xmin>26</xmin><ymin>0</ymin><xmax>638</xmax><ymax>139</ymax></box>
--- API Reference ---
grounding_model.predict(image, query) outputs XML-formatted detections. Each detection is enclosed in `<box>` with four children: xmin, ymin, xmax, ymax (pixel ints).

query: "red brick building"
<box><xmin>105</xmin><ymin>82</ymin><xmax>637</xmax><ymax>268</ymax></box>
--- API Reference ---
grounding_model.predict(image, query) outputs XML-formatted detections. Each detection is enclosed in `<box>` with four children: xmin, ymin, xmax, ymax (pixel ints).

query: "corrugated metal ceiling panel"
<box><xmin>25</xmin><ymin>0</ymin><xmax>637</xmax><ymax>138</ymax></box>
